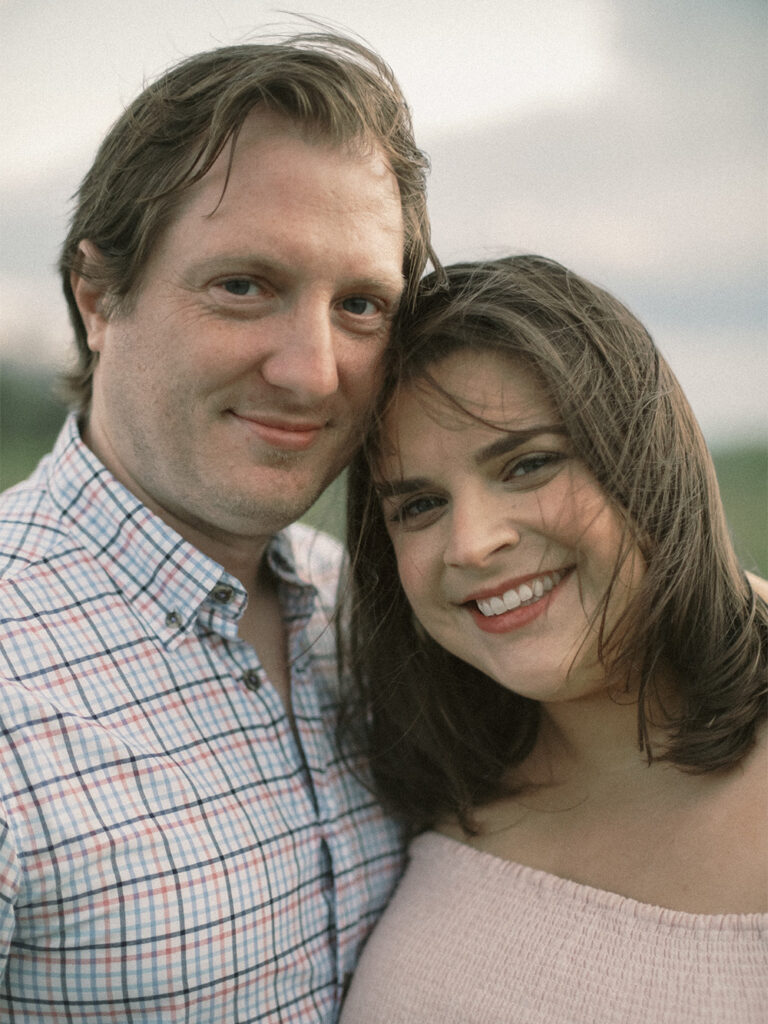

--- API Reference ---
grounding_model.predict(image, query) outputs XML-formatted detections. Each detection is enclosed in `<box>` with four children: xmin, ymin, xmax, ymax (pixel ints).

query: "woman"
<box><xmin>339</xmin><ymin>255</ymin><xmax>767</xmax><ymax>1023</ymax></box>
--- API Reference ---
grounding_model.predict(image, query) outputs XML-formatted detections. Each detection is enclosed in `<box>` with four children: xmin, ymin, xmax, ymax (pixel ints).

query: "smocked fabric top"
<box><xmin>340</xmin><ymin>830</ymin><xmax>768</xmax><ymax>1023</ymax></box>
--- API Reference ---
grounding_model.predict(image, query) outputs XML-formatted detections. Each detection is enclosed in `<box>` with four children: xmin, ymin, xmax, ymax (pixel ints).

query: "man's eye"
<box><xmin>221</xmin><ymin>279</ymin><xmax>260</xmax><ymax>296</ymax></box>
<box><xmin>341</xmin><ymin>296</ymin><xmax>377</xmax><ymax>316</ymax></box>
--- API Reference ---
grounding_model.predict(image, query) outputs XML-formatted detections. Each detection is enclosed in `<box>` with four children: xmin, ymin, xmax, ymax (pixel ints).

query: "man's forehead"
<box><xmin>170</xmin><ymin>106</ymin><xmax>401</xmax><ymax>243</ymax></box>
<box><xmin>205</xmin><ymin>105</ymin><xmax>393</xmax><ymax>189</ymax></box>
<box><xmin>238</xmin><ymin>104</ymin><xmax>373</xmax><ymax>151</ymax></box>
<box><xmin>147</xmin><ymin>105</ymin><xmax>405</xmax><ymax>299</ymax></box>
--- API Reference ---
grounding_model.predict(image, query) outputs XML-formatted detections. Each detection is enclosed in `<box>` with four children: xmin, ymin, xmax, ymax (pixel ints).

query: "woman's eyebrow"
<box><xmin>474</xmin><ymin>425</ymin><xmax>565</xmax><ymax>466</ymax></box>
<box><xmin>375</xmin><ymin>425</ymin><xmax>566</xmax><ymax>499</ymax></box>
<box><xmin>375</xmin><ymin>476</ymin><xmax>432</xmax><ymax>500</ymax></box>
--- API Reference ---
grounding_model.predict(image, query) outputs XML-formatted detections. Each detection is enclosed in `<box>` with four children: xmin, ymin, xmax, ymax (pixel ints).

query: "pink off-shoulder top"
<box><xmin>340</xmin><ymin>830</ymin><xmax>768</xmax><ymax>1023</ymax></box>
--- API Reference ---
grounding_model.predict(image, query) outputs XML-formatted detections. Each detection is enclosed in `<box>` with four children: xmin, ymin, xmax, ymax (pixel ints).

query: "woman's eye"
<box><xmin>507</xmin><ymin>452</ymin><xmax>565</xmax><ymax>480</ymax></box>
<box><xmin>388</xmin><ymin>494</ymin><xmax>445</xmax><ymax>527</ymax></box>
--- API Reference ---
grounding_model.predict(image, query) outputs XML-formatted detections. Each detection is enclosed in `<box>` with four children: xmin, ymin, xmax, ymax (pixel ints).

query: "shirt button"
<box><xmin>165</xmin><ymin>610</ymin><xmax>183</xmax><ymax>628</ymax></box>
<box><xmin>212</xmin><ymin>584</ymin><xmax>235</xmax><ymax>604</ymax></box>
<box><xmin>242</xmin><ymin>669</ymin><xmax>262</xmax><ymax>691</ymax></box>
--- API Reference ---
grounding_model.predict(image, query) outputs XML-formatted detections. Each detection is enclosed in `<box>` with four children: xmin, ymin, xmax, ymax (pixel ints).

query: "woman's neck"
<box><xmin>516</xmin><ymin>670</ymin><xmax>679</xmax><ymax>795</ymax></box>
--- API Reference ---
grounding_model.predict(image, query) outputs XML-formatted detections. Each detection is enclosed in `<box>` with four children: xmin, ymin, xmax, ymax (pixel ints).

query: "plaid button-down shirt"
<box><xmin>0</xmin><ymin>415</ymin><xmax>404</xmax><ymax>1022</ymax></box>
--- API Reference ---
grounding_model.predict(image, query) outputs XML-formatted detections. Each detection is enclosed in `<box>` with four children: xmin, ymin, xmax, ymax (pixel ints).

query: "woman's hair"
<box><xmin>59</xmin><ymin>31</ymin><xmax>437</xmax><ymax>411</ymax></box>
<box><xmin>341</xmin><ymin>254</ymin><xmax>767</xmax><ymax>833</ymax></box>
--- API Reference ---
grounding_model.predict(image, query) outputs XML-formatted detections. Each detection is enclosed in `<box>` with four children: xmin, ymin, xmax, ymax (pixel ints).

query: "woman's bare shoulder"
<box><xmin>746</xmin><ymin>570</ymin><xmax>768</xmax><ymax>602</ymax></box>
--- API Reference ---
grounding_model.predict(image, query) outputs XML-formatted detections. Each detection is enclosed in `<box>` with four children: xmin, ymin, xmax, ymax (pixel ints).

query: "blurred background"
<box><xmin>1</xmin><ymin>0</ymin><xmax>765</xmax><ymax>572</ymax></box>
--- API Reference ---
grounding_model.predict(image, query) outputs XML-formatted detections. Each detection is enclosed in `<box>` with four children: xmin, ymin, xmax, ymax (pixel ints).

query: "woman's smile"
<box><xmin>464</xmin><ymin>566</ymin><xmax>575</xmax><ymax>633</ymax></box>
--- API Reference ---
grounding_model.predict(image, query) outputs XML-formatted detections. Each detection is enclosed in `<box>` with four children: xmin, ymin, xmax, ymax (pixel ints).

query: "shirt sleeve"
<box><xmin>0</xmin><ymin>814</ymin><xmax>20</xmax><ymax>978</ymax></box>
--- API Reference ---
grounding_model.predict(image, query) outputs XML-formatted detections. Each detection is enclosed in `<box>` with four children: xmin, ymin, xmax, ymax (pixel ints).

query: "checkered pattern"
<box><xmin>0</xmin><ymin>415</ymin><xmax>404</xmax><ymax>1022</ymax></box>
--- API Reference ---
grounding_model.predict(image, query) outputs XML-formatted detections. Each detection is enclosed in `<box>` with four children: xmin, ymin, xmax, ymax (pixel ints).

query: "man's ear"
<box><xmin>70</xmin><ymin>240</ymin><xmax>111</xmax><ymax>354</ymax></box>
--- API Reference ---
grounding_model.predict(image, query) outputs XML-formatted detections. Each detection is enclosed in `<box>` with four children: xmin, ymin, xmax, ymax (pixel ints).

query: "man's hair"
<box><xmin>59</xmin><ymin>31</ymin><xmax>436</xmax><ymax>411</ymax></box>
<box><xmin>341</xmin><ymin>254</ymin><xmax>768</xmax><ymax>834</ymax></box>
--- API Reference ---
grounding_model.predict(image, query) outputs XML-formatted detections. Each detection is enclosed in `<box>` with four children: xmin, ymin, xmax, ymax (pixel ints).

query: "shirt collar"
<box><xmin>46</xmin><ymin>415</ymin><xmax>315</xmax><ymax>645</ymax></box>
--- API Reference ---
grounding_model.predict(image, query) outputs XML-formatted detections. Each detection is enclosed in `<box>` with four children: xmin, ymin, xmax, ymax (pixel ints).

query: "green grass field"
<box><xmin>1</xmin><ymin>366</ymin><xmax>765</xmax><ymax>575</ymax></box>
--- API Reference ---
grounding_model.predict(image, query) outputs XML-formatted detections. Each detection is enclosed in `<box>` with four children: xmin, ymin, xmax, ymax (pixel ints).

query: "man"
<box><xmin>0</xmin><ymin>33</ymin><xmax>436</xmax><ymax>1020</ymax></box>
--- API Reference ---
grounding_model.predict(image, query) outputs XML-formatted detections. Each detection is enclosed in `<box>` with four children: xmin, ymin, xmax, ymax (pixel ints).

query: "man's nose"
<box><xmin>443</xmin><ymin>496</ymin><xmax>521</xmax><ymax>568</ymax></box>
<box><xmin>260</xmin><ymin>302</ymin><xmax>340</xmax><ymax>401</ymax></box>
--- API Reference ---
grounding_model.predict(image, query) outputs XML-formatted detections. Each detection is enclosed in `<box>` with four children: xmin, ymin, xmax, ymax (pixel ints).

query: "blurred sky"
<box><xmin>1</xmin><ymin>0</ymin><xmax>766</xmax><ymax>444</ymax></box>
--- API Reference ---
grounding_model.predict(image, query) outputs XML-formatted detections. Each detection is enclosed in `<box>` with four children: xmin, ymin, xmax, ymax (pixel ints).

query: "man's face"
<box><xmin>80</xmin><ymin>111</ymin><xmax>405</xmax><ymax>554</ymax></box>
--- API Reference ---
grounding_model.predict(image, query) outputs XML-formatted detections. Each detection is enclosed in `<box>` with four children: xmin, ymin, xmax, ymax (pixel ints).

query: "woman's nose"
<box><xmin>443</xmin><ymin>497</ymin><xmax>521</xmax><ymax>568</ymax></box>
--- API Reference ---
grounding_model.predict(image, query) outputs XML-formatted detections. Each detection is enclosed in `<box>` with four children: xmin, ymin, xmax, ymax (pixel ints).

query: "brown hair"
<box><xmin>342</xmin><ymin>254</ymin><xmax>768</xmax><ymax>833</ymax></box>
<box><xmin>59</xmin><ymin>31</ymin><xmax>437</xmax><ymax>411</ymax></box>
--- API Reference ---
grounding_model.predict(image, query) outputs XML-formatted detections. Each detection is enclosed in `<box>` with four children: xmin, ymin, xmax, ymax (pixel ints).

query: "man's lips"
<box><xmin>227</xmin><ymin>410</ymin><xmax>327</xmax><ymax>452</ymax></box>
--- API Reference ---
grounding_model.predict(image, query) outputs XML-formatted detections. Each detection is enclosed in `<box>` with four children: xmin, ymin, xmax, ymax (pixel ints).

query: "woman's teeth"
<box><xmin>475</xmin><ymin>570</ymin><xmax>564</xmax><ymax>617</ymax></box>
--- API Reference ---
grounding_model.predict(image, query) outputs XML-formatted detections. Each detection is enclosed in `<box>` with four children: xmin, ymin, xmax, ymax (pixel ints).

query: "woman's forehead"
<box><xmin>375</xmin><ymin>350</ymin><xmax>560</xmax><ymax>472</ymax></box>
<box><xmin>387</xmin><ymin>350</ymin><xmax>555</xmax><ymax>431</ymax></box>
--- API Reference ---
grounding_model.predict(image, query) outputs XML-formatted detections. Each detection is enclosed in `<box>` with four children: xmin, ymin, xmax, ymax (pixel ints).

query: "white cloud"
<box><xmin>1</xmin><ymin>0</ymin><xmax>765</xmax><ymax>444</ymax></box>
<box><xmin>0</xmin><ymin>0</ymin><xmax>614</xmax><ymax>187</ymax></box>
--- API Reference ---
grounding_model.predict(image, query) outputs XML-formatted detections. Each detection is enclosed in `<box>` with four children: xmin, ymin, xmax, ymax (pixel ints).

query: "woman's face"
<box><xmin>376</xmin><ymin>349</ymin><xmax>644</xmax><ymax>705</ymax></box>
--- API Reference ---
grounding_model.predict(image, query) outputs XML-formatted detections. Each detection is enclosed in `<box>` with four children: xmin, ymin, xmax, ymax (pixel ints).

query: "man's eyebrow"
<box><xmin>352</xmin><ymin>273</ymin><xmax>406</xmax><ymax>305</ymax></box>
<box><xmin>189</xmin><ymin>253</ymin><xmax>287</xmax><ymax>275</ymax></box>
<box><xmin>474</xmin><ymin>424</ymin><xmax>566</xmax><ymax>466</ymax></box>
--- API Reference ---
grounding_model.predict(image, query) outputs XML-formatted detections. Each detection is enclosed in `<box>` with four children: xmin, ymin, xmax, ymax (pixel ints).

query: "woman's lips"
<box><xmin>463</xmin><ymin>567</ymin><xmax>574</xmax><ymax>635</ymax></box>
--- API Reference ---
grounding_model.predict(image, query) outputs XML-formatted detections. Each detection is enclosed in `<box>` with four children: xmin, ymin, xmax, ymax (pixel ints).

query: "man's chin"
<box><xmin>227</xmin><ymin>479</ymin><xmax>334</xmax><ymax>535</ymax></box>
